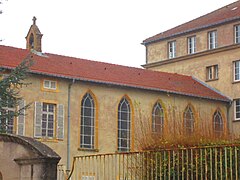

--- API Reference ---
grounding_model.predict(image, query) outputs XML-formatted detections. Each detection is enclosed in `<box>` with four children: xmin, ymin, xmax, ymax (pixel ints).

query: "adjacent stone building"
<box><xmin>142</xmin><ymin>1</ymin><xmax>240</xmax><ymax>136</ymax></box>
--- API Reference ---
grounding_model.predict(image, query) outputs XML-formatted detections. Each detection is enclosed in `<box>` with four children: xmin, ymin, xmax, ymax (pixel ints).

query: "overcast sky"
<box><xmin>0</xmin><ymin>0</ymin><xmax>236</xmax><ymax>67</ymax></box>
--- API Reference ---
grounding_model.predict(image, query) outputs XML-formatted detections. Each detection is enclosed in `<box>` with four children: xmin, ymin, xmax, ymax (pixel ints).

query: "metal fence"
<box><xmin>57</xmin><ymin>164</ymin><xmax>67</xmax><ymax>180</ymax></box>
<box><xmin>59</xmin><ymin>144</ymin><xmax>240</xmax><ymax>180</ymax></box>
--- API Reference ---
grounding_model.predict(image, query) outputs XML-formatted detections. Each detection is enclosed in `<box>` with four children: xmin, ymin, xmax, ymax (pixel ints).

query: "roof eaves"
<box><xmin>142</xmin><ymin>16</ymin><xmax>240</xmax><ymax>45</ymax></box>
<box><xmin>31</xmin><ymin>69</ymin><xmax>232</xmax><ymax>103</ymax></box>
<box><xmin>76</xmin><ymin>78</ymin><xmax>231</xmax><ymax>103</ymax></box>
<box><xmin>192</xmin><ymin>76</ymin><xmax>232</xmax><ymax>102</ymax></box>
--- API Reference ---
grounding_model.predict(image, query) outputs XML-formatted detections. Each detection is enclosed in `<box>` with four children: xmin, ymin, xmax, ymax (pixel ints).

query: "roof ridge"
<box><xmin>0</xmin><ymin>44</ymin><xmax>27</xmax><ymax>51</ymax></box>
<box><xmin>36</xmin><ymin>47</ymin><xmax>194</xmax><ymax>78</ymax></box>
<box><xmin>0</xmin><ymin>45</ymin><xmax>192</xmax><ymax>78</ymax></box>
<box><xmin>45</xmin><ymin>51</ymin><xmax>140</xmax><ymax>69</ymax></box>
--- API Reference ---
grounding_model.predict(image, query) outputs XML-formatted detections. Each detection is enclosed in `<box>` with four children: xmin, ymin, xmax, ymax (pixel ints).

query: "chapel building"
<box><xmin>0</xmin><ymin>15</ymin><xmax>231</xmax><ymax>170</ymax></box>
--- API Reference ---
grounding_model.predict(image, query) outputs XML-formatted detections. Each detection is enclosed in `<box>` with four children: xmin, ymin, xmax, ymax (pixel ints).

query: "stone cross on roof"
<box><xmin>32</xmin><ymin>16</ymin><xmax>37</xmax><ymax>25</ymax></box>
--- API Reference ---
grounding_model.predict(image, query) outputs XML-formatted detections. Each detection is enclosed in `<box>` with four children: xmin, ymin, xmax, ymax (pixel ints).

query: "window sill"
<box><xmin>115</xmin><ymin>150</ymin><xmax>132</xmax><ymax>154</ymax></box>
<box><xmin>40</xmin><ymin>88</ymin><xmax>60</xmax><ymax>93</ymax></box>
<box><xmin>37</xmin><ymin>138</ymin><xmax>60</xmax><ymax>143</ymax></box>
<box><xmin>232</xmin><ymin>80</ymin><xmax>240</xmax><ymax>84</ymax></box>
<box><xmin>233</xmin><ymin>119</ymin><xmax>240</xmax><ymax>122</ymax></box>
<box><xmin>78</xmin><ymin>148</ymin><xmax>99</xmax><ymax>152</ymax></box>
<box><xmin>206</xmin><ymin>78</ymin><xmax>218</xmax><ymax>82</ymax></box>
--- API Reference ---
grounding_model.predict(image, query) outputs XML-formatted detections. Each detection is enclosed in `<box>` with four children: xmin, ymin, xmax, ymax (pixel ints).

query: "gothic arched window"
<box><xmin>118</xmin><ymin>97</ymin><xmax>131</xmax><ymax>152</ymax></box>
<box><xmin>80</xmin><ymin>93</ymin><xmax>95</xmax><ymax>149</ymax></box>
<box><xmin>213</xmin><ymin>110</ymin><xmax>223</xmax><ymax>136</ymax></box>
<box><xmin>183</xmin><ymin>105</ymin><xmax>194</xmax><ymax>134</ymax></box>
<box><xmin>152</xmin><ymin>102</ymin><xmax>164</xmax><ymax>134</ymax></box>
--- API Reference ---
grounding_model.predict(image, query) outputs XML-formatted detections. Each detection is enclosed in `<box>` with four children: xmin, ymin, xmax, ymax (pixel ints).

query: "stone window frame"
<box><xmin>234</xmin><ymin>99</ymin><xmax>240</xmax><ymax>121</ymax></box>
<box><xmin>213</xmin><ymin>110</ymin><xmax>224</xmax><ymax>136</ymax></box>
<box><xmin>206</xmin><ymin>64</ymin><xmax>218</xmax><ymax>81</ymax></box>
<box><xmin>187</xmin><ymin>36</ymin><xmax>196</xmax><ymax>54</ymax></box>
<box><xmin>42</xmin><ymin>103</ymin><xmax>55</xmax><ymax>138</ymax></box>
<box><xmin>233</xmin><ymin>60</ymin><xmax>240</xmax><ymax>82</ymax></box>
<box><xmin>168</xmin><ymin>40</ymin><xmax>176</xmax><ymax>59</ymax></box>
<box><xmin>183</xmin><ymin>105</ymin><xmax>195</xmax><ymax>135</ymax></box>
<box><xmin>117</xmin><ymin>96</ymin><xmax>131</xmax><ymax>152</ymax></box>
<box><xmin>43</xmin><ymin>79</ymin><xmax>57</xmax><ymax>90</ymax></box>
<box><xmin>152</xmin><ymin>102</ymin><xmax>164</xmax><ymax>134</ymax></box>
<box><xmin>0</xmin><ymin>99</ymin><xmax>25</xmax><ymax>135</ymax></box>
<box><xmin>208</xmin><ymin>30</ymin><xmax>217</xmax><ymax>50</ymax></box>
<box><xmin>80</xmin><ymin>92</ymin><xmax>96</xmax><ymax>150</ymax></box>
<box><xmin>34</xmin><ymin>101</ymin><xmax>64</xmax><ymax>140</ymax></box>
<box><xmin>234</xmin><ymin>24</ymin><xmax>240</xmax><ymax>44</ymax></box>
<box><xmin>0</xmin><ymin>106</ymin><xmax>15</xmax><ymax>134</ymax></box>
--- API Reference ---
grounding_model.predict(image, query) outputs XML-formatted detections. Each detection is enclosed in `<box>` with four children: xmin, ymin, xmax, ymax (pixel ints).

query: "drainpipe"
<box><xmin>226</xmin><ymin>101</ymin><xmax>232</xmax><ymax>135</ymax></box>
<box><xmin>67</xmin><ymin>79</ymin><xmax>75</xmax><ymax>173</ymax></box>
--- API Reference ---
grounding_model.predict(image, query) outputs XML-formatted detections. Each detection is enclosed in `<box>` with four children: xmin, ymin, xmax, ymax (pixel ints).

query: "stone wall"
<box><xmin>0</xmin><ymin>134</ymin><xmax>60</xmax><ymax>180</ymax></box>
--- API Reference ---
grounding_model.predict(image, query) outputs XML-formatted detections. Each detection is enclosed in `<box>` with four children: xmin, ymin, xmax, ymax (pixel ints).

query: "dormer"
<box><xmin>26</xmin><ymin>16</ymin><xmax>43</xmax><ymax>52</ymax></box>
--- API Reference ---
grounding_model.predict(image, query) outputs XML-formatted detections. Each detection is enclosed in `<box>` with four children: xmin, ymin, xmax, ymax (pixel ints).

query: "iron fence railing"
<box><xmin>57</xmin><ymin>164</ymin><xmax>67</xmax><ymax>180</ymax></box>
<box><xmin>58</xmin><ymin>144</ymin><xmax>240</xmax><ymax>180</ymax></box>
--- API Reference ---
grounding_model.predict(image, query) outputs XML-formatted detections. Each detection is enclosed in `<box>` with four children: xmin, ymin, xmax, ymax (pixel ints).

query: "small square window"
<box><xmin>206</xmin><ymin>65</ymin><xmax>218</xmax><ymax>81</ymax></box>
<box><xmin>43</xmin><ymin>80</ymin><xmax>57</xmax><ymax>90</ymax></box>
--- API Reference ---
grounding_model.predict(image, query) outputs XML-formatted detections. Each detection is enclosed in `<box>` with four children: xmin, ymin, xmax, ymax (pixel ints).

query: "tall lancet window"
<box><xmin>183</xmin><ymin>105</ymin><xmax>194</xmax><ymax>134</ymax></box>
<box><xmin>213</xmin><ymin>110</ymin><xmax>223</xmax><ymax>136</ymax></box>
<box><xmin>152</xmin><ymin>102</ymin><xmax>164</xmax><ymax>134</ymax></box>
<box><xmin>118</xmin><ymin>97</ymin><xmax>131</xmax><ymax>152</ymax></box>
<box><xmin>80</xmin><ymin>93</ymin><xmax>95</xmax><ymax>149</ymax></box>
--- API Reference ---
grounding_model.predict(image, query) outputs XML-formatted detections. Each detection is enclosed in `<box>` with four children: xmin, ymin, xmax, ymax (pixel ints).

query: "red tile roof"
<box><xmin>143</xmin><ymin>1</ymin><xmax>240</xmax><ymax>45</ymax></box>
<box><xmin>0</xmin><ymin>45</ymin><xmax>230</xmax><ymax>102</ymax></box>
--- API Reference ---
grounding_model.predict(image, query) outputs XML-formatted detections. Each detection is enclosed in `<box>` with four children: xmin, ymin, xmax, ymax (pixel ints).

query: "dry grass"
<box><xmin>136</xmin><ymin>109</ymin><xmax>240</xmax><ymax>151</ymax></box>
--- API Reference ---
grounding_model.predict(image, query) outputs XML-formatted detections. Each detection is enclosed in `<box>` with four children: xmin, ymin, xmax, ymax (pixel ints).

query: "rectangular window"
<box><xmin>208</xmin><ymin>31</ymin><xmax>217</xmax><ymax>49</ymax></box>
<box><xmin>235</xmin><ymin>25</ymin><xmax>240</xmax><ymax>44</ymax></box>
<box><xmin>0</xmin><ymin>74</ymin><xmax>9</xmax><ymax>80</ymax></box>
<box><xmin>188</xmin><ymin>36</ymin><xmax>196</xmax><ymax>54</ymax></box>
<box><xmin>0</xmin><ymin>100</ymin><xmax>25</xmax><ymax>135</ymax></box>
<box><xmin>168</xmin><ymin>41</ymin><xmax>176</xmax><ymax>59</ymax></box>
<box><xmin>42</xmin><ymin>103</ymin><xmax>55</xmax><ymax>138</ymax></box>
<box><xmin>34</xmin><ymin>102</ymin><xmax>64</xmax><ymax>139</ymax></box>
<box><xmin>43</xmin><ymin>80</ymin><xmax>57</xmax><ymax>90</ymax></box>
<box><xmin>234</xmin><ymin>60</ymin><xmax>240</xmax><ymax>81</ymax></box>
<box><xmin>0</xmin><ymin>106</ymin><xmax>15</xmax><ymax>134</ymax></box>
<box><xmin>206</xmin><ymin>65</ymin><xmax>218</xmax><ymax>81</ymax></box>
<box><xmin>234</xmin><ymin>99</ymin><xmax>240</xmax><ymax>120</ymax></box>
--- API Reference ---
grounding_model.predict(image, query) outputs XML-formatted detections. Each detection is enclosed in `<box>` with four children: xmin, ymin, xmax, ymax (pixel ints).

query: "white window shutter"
<box><xmin>34</xmin><ymin>102</ymin><xmax>42</xmax><ymax>138</ymax></box>
<box><xmin>57</xmin><ymin>104</ymin><xmax>64</xmax><ymax>139</ymax></box>
<box><xmin>17</xmin><ymin>99</ymin><xmax>25</xmax><ymax>136</ymax></box>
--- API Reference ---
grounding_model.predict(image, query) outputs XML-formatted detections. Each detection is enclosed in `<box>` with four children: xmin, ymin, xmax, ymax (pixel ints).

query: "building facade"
<box><xmin>142</xmin><ymin>1</ymin><xmax>240</xmax><ymax>136</ymax></box>
<box><xmin>0</xmin><ymin>17</ymin><xmax>231</xmax><ymax>171</ymax></box>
